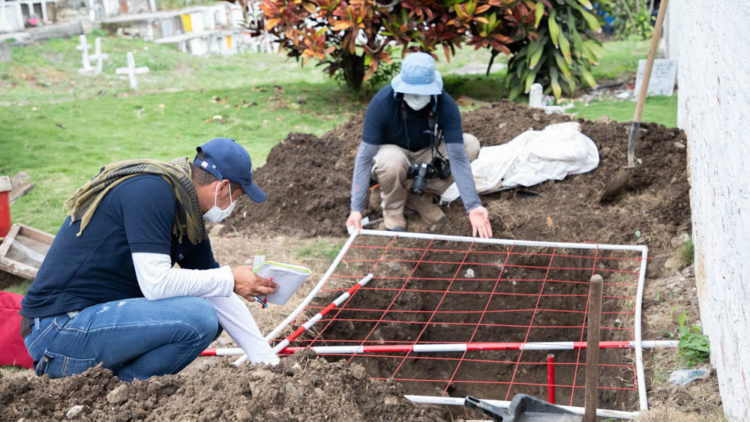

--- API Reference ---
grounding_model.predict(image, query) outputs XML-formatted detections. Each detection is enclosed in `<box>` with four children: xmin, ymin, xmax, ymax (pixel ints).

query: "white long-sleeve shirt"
<box><xmin>131</xmin><ymin>252</ymin><xmax>279</xmax><ymax>365</ymax></box>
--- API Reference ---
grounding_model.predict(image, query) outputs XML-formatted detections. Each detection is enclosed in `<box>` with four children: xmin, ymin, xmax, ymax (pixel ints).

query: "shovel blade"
<box><xmin>510</xmin><ymin>394</ymin><xmax>582</xmax><ymax>422</ymax></box>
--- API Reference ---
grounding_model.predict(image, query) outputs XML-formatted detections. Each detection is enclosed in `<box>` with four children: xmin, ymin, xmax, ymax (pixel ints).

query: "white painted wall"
<box><xmin>665</xmin><ymin>1</ymin><xmax>750</xmax><ymax>420</ymax></box>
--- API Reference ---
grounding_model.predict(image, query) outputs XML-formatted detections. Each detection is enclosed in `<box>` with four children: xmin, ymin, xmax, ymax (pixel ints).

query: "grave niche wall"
<box><xmin>665</xmin><ymin>1</ymin><xmax>750</xmax><ymax>421</ymax></box>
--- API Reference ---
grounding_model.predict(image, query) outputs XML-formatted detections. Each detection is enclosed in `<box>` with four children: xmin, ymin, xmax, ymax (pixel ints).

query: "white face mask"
<box><xmin>403</xmin><ymin>94</ymin><xmax>431</xmax><ymax>111</ymax></box>
<box><xmin>203</xmin><ymin>183</ymin><xmax>236</xmax><ymax>223</ymax></box>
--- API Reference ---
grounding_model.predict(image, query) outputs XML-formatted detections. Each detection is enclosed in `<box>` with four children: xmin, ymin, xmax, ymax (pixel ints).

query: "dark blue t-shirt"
<box><xmin>361</xmin><ymin>85</ymin><xmax>464</xmax><ymax>151</ymax></box>
<box><xmin>21</xmin><ymin>175</ymin><xmax>218</xmax><ymax>318</ymax></box>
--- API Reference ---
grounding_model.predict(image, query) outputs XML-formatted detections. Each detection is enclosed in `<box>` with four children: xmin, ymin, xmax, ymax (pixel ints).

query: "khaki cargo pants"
<box><xmin>371</xmin><ymin>133</ymin><xmax>480</xmax><ymax>215</ymax></box>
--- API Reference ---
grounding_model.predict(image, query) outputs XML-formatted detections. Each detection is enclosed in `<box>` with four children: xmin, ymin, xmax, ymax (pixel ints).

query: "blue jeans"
<box><xmin>23</xmin><ymin>297</ymin><xmax>219</xmax><ymax>381</ymax></box>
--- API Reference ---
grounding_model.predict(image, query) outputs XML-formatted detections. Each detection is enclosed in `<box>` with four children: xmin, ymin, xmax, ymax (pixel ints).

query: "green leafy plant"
<box><xmin>244</xmin><ymin>0</ymin><xmax>538</xmax><ymax>91</ymax></box>
<box><xmin>680</xmin><ymin>236</ymin><xmax>695</xmax><ymax>267</ymax></box>
<box><xmin>602</xmin><ymin>0</ymin><xmax>654</xmax><ymax>40</ymax></box>
<box><xmin>677</xmin><ymin>311</ymin><xmax>710</xmax><ymax>367</ymax></box>
<box><xmin>505</xmin><ymin>0</ymin><xmax>605</xmax><ymax>100</ymax></box>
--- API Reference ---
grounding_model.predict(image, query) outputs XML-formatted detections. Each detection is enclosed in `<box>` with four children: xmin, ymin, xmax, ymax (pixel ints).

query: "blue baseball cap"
<box><xmin>194</xmin><ymin>138</ymin><xmax>266</xmax><ymax>203</ymax></box>
<box><xmin>391</xmin><ymin>52</ymin><xmax>443</xmax><ymax>95</ymax></box>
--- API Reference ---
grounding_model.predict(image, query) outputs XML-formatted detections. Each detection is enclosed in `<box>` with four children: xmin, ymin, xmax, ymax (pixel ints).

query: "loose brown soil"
<box><xmin>1</xmin><ymin>102</ymin><xmax>722</xmax><ymax>421</ymax></box>
<box><xmin>226</xmin><ymin>100</ymin><xmax>690</xmax><ymax>258</ymax></box>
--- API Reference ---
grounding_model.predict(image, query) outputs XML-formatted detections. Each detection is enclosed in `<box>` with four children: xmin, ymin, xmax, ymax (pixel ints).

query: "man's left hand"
<box><xmin>468</xmin><ymin>206</ymin><xmax>492</xmax><ymax>238</ymax></box>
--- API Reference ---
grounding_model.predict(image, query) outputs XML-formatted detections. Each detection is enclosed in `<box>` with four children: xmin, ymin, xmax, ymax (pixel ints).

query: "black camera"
<box><xmin>407</xmin><ymin>158</ymin><xmax>451</xmax><ymax>196</ymax></box>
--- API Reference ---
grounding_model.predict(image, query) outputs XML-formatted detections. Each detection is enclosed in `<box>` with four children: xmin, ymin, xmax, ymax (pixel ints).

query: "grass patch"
<box><xmin>292</xmin><ymin>239</ymin><xmax>343</xmax><ymax>262</ymax></box>
<box><xmin>2</xmin><ymin>280</ymin><xmax>32</xmax><ymax>295</ymax></box>
<box><xmin>1</xmin><ymin>36</ymin><xmax>360</xmax><ymax>232</ymax></box>
<box><xmin>680</xmin><ymin>237</ymin><xmax>695</xmax><ymax>267</ymax></box>
<box><xmin>591</xmin><ymin>38</ymin><xmax>650</xmax><ymax>80</ymax></box>
<box><xmin>571</xmin><ymin>95</ymin><xmax>677</xmax><ymax>127</ymax></box>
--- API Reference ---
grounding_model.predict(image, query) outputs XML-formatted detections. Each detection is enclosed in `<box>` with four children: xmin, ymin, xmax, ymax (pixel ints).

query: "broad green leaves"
<box><xmin>505</xmin><ymin>0</ymin><xmax>603</xmax><ymax>99</ymax></box>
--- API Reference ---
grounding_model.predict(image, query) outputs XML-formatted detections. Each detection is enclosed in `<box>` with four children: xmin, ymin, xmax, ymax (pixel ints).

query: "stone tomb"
<box><xmin>634</xmin><ymin>59</ymin><xmax>678</xmax><ymax>97</ymax></box>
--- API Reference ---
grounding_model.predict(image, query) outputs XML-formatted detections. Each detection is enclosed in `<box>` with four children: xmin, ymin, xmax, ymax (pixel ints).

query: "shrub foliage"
<box><xmin>241</xmin><ymin>0</ymin><xmax>604</xmax><ymax>97</ymax></box>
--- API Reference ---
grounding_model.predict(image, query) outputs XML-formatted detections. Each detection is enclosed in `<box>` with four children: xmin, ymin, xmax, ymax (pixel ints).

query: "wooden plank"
<box><xmin>17</xmin><ymin>223</ymin><xmax>54</xmax><ymax>244</ymax></box>
<box><xmin>0</xmin><ymin>223</ymin><xmax>54</xmax><ymax>280</ymax></box>
<box><xmin>584</xmin><ymin>274</ymin><xmax>603</xmax><ymax>422</ymax></box>
<box><xmin>0</xmin><ymin>256</ymin><xmax>39</xmax><ymax>280</ymax></box>
<box><xmin>0</xmin><ymin>223</ymin><xmax>20</xmax><ymax>258</ymax></box>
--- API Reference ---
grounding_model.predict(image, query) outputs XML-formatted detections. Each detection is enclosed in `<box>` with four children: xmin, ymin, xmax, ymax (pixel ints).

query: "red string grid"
<box><xmin>275</xmin><ymin>234</ymin><xmax>645</xmax><ymax>412</ymax></box>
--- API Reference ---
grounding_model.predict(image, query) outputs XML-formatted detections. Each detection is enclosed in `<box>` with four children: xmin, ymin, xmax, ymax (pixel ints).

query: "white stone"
<box><xmin>66</xmin><ymin>405</ymin><xmax>84</xmax><ymax>419</ymax></box>
<box><xmin>88</xmin><ymin>37</ymin><xmax>109</xmax><ymax>75</ymax></box>
<box><xmin>76</xmin><ymin>34</ymin><xmax>94</xmax><ymax>74</ymax></box>
<box><xmin>529</xmin><ymin>83</ymin><xmax>543</xmax><ymax>108</ymax></box>
<box><xmin>115</xmin><ymin>52</ymin><xmax>149</xmax><ymax>90</ymax></box>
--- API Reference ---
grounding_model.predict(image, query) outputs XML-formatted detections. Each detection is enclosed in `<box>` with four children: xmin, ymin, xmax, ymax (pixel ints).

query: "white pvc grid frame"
<box><xmin>265</xmin><ymin>229</ymin><xmax>650</xmax><ymax>419</ymax></box>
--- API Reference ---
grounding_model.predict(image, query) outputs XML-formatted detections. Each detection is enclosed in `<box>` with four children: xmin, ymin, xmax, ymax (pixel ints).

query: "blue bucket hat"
<box><xmin>391</xmin><ymin>52</ymin><xmax>443</xmax><ymax>95</ymax></box>
<box><xmin>194</xmin><ymin>138</ymin><xmax>266</xmax><ymax>203</ymax></box>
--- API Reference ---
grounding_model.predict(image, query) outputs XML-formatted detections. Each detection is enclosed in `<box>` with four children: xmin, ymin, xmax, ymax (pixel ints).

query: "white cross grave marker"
<box><xmin>88</xmin><ymin>37</ymin><xmax>109</xmax><ymax>74</ymax></box>
<box><xmin>76</xmin><ymin>34</ymin><xmax>94</xmax><ymax>74</ymax></box>
<box><xmin>115</xmin><ymin>52</ymin><xmax>149</xmax><ymax>90</ymax></box>
<box><xmin>529</xmin><ymin>83</ymin><xmax>543</xmax><ymax>108</ymax></box>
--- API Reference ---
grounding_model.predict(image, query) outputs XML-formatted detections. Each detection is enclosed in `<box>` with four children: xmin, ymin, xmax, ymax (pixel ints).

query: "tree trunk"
<box><xmin>342</xmin><ymin>51</ymin><xmax>365</xmax><ymax>91</ymax></box>
<box><xmin>486</xmin><ymin>50</ymin><xmax>500</xmax><ymax>76</ymax></box>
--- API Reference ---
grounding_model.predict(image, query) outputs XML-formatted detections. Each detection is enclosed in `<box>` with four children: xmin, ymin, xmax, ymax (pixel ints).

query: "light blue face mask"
<box><xmin>203</xmin><ymin>183</ymin><xmax>236</xmax><ymax>223</ymax></box>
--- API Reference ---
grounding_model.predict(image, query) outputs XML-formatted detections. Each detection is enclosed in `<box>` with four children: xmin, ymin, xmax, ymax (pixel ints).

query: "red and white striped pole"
<box><xmin>231</xmin><ymin>273</ymin><xmax>374</xmax><ymax>366</ymax></box>
<box><xmin>271</xmin><ymin>273</ymin><xmax>374</xmax><ymax>354</ymax></box>
<box><xmin>203</xmin><ymin>339</ymin><xmax>677</xmax><ymax>357</ymax></box>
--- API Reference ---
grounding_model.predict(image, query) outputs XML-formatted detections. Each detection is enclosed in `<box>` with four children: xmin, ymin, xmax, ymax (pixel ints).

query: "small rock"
<box><xmin>464</xmin><ymin>268</ymin><xmax>476</xmax><ymax>279</ymax></box>
<box><xmin>349</xmin><ymin>363</ymin><xmax>368</xmax><ymax>380</ymax></box>
<box><xmin>670</xmin><ymin>233</ymin><xmax>691</xmax><ymax>249</ymax></box>
<box><xmin>384</xmin><ymin>396</ymin><xmax>400</xmax><ymax>406</ymax></box>
<box><xmin>283</xmin><ymin>382</ymin><xmax>304</xmax><ymax>401</ymax></box>
<box><xmin>673</xmin><ymin>141</ymin><xmax>686</xmax><ymax>149</ymax></box>
<box><xmin>66</xmin><ymin>405</ymin><xmax>84</xmax><ymax>419</ymax></box>
<box><xmin>384</xmin><ymin>261</ymin><xmax>401</xmax><ymax>271</ymax></box>
<box><xmin>681</xmin><ymin>265</ymin><xmax>695</xmax><ymax>278</ymax></box>
<box><xmin>595</xmin><ymin>115</ymin><xmax>610</xmax><ymax>123</ymax></box>
<box><xmin>106</xmin><ymin>384</ymin><xmax>129</xmax><ymax>405</ymax></box>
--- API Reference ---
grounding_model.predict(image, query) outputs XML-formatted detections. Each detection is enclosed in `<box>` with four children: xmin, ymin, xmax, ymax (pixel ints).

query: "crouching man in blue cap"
<box><xmin>20</xmin><ymin>138</ymin><xmax>278</xmax><ymax>380</ymax></box>
<box><xmin>346</xmin><ymin>52</ymin><xmax>493</xmax><ymax>238</ymax></box>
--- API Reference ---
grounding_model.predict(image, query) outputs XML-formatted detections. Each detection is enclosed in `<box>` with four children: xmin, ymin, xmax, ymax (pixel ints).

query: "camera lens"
<box><xmin>410</xmin><ymin>163</ymin><xmax>429</xmax><ymax>196</ymax></box>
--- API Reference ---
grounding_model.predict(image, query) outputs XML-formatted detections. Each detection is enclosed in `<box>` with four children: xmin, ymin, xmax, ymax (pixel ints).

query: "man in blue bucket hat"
<box><xmin>21</xmin><ymin>138</ymin><xmax>279</xmax><ymax>381</ymax></box>
<box><xmin>346</xmin><ymin>52</ymin><xmax>493</xmax><ymax>238</ymax></box>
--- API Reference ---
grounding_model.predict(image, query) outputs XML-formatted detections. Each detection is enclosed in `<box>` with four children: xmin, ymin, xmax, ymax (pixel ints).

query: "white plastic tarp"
<box><xmin>441</xmin><ymin>122</ymin><xmax>600</xmax><ymax>203</ymax></box>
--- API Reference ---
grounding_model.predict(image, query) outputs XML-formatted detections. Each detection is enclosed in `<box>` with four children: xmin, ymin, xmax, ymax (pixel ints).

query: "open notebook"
<box><xmin>254</xmin><ymin>260</ymin><xmax>311</xmax><ymax>305</ymax></box>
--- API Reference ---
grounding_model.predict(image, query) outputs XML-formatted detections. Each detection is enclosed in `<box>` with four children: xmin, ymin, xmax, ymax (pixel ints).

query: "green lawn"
<box><xmin>571</xmin><ymin>95</ymin><xmax>678</xmax><ymax>128</ymax></box>
<box><xmin>1</xmin><ymin>35</ymin><xmax>676</xmax><ymax>235</ymax></box>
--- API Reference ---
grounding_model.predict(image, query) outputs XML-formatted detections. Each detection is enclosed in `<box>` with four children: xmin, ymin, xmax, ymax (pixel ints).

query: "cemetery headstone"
<box><xmin>89</xmin><ymin>37</ymin><xmax>109</xmax><ymax>74</ymax></box>
<box><xmin>0</xmin><ymin>42</ymin><xmax>11</xmax><ymax>63</ymax></box>
<box><xmin>634</xmin><ymin>59</ymin><xmax>677</xmax><ymax>97</ymax></box>
<box><xmin>115</xmin><ymin>52</ymin><xmax>149</xmax><ymax>90</ymax></box>
<box><xmin>529</xmin><ymin>83</ymin><xmax>543</xmax><ymax>108</ymax></box>
<box><xmin>76</xmin><ymin>34</ymin><xmax>95</xmax><ymax>74</ymax></box>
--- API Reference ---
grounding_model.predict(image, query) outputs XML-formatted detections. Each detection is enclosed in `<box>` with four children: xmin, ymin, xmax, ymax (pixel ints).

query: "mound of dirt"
<box><xmin>0</xmin><ymin>350</ymin><xmax>444</xmax><ymax>421</ymax></box>
<box><xmin>226</xmin><ymin>101</ymin><xmax>689</xmax><ymax>262</ymax></box>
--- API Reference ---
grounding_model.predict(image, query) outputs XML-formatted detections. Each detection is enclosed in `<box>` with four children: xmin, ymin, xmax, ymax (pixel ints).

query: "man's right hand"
<box><xmin>232</xmin><ymin>266</ymin><xmax>278</xmax><ymax>301</ymax></box>
<box><xmin>346</xmin><ymin>211</ymin><xmax>363</xmax><ymax>232</ymax></box>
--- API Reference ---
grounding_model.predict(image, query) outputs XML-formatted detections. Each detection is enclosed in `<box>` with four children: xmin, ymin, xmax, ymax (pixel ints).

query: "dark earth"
<box><xmin>2</xmin><ymin>101</ymin><xmax>702</xmax><ymax>421</ymax></box>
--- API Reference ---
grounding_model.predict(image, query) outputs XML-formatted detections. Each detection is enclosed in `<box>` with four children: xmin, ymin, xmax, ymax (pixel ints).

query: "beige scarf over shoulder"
<box><xmin>64</xmin><ymin>157</ymin><xmax>206</xmax><ymax>245</ymax></box>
